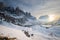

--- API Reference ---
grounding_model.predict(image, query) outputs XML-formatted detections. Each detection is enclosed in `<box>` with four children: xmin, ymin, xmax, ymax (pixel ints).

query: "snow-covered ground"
<box><xmin>0</xmin><ymin>21</ymin><xmax>60</xmax><ymax>40</ymax></box>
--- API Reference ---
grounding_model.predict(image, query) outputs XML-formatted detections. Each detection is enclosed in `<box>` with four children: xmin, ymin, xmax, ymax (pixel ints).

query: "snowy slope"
<box><xmin>0</xmin><ymin>24</ymin><xmax>31</xmax><ymax>40</ymax></box>
<box><xmin>0</xmin><ymin>21</ymin><xmax>60</xmax><ymax>40</ymax></box>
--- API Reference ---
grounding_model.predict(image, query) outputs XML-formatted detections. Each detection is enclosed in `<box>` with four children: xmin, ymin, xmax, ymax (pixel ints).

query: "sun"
<box><xmin>48</xmin><ymin>14</ymin><xmax>59</xmax><ymax>22</ymax></box>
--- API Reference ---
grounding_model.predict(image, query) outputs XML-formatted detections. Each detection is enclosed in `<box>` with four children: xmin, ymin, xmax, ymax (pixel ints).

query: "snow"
<box><xmin>0</xmin><ymin>25</ymin><xmax>31</xmax><ymax>40</ymax></box>
<box><xmin>11</xmin><ymin>15</ymin><xmax>25</xmax><ymax>19</ymax></box>
<box><xmin>0</xmin><ymin>21</ymin><xmax>60</xmax><ymax>40</ymax></box>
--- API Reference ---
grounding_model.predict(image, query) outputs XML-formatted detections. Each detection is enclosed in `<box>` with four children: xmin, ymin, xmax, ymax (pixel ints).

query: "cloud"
<box><xmin>0</xmin><ymin>0</ymin><xmax>60</xmax><ymax>18</ymax></box>
<box><xmin>30</xmin><ymin>0</ymin><xmax>60</xmax><ymax>18</ymax></box>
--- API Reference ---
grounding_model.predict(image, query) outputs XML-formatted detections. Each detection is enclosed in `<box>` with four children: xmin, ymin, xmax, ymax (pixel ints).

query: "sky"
<box><xmin>0</xmin><ymin>0</ymin><xmax>60</xmax><ymax>18</ymax></box>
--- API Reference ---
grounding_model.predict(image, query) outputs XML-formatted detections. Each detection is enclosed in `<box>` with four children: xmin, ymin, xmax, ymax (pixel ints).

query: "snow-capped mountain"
<box><xmin>39</xmin><ymin>15</ymin><xmax>49</xmax><ymax>22</ymax></box>
<box><xmin>0</xmin><ymin>2</ymin><xmax>60</xmax><ymax>40</ymax></box>
<box><xmin>39</xmin><ymin>15</ymin><xmax>49</xmax><ymax>19</ymax></box>
<box><xmin>0</xmin><ymin>2</ymin><xmax>36</xmax><ymax>27</ymax></box>
<box><xmin>38</xmin><ymin>15</ymin><xmax>49</xmax><ymax>24</ymax></box>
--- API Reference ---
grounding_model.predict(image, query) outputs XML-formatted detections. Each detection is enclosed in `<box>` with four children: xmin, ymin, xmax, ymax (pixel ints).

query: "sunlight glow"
<box><xmin>48</xmin><ymin>14</ymin><xmax>59</xmax><ymax>22</ymax></box>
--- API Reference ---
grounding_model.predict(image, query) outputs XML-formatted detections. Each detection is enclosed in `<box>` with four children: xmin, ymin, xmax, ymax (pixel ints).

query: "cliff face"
<box><xmin>0</xmin><ymin>2</ymin><xmax>36</xmax><ymax>27</ymax></box>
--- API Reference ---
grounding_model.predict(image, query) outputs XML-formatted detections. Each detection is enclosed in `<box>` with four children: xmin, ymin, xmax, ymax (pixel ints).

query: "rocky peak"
<box><xmin>0</xmin><ymin>2</ymin><xmax>36</xmax><ymax>27</ymax></box>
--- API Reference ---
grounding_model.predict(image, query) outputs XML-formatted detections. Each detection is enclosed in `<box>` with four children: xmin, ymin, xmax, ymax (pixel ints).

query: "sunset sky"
<box><xmin>0</xmin><ymin>0</ymin><xmax>60</xmax><ymax>18</ymax></box>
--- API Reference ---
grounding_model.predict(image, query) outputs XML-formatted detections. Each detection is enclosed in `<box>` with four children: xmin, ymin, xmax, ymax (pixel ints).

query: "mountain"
<box><xmin>0</xmin><ymin>2</ymin><xmax>36</xmax><ymax>27</ymax></box>
<box><xmin>39</xmin><ymin>15</ymin><xmax>49</xmax><ymax>19</ymax></box>
<box><xmin>39</xmin><ymin>15</ymin><xmax>49</xmax><ymax>24</ymax></box>
<box><xmin>39</xmin><ymin>15</ymin><xmax>60</xmax><ymax>26</ymax></box>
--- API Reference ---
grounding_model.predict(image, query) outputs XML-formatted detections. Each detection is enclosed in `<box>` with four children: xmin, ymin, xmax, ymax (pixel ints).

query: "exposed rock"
<box><xmin>24</xmin><ymin>31</ymin><xmax>30</xmax><ymax>37</ymax></box>
<box><xmin>31</xmin><ymin>34</ymin><xmax>34</xmax><ymax>36</ymax></box>
<box><xmin>0</xmin><ymin>36</ymin><xmax>16</xmax><ymax>40</ymax></box>
<box><xmin>0</xmin><ymin>2</ymin><xmax>36</xmax><ymax>27</ymax></box>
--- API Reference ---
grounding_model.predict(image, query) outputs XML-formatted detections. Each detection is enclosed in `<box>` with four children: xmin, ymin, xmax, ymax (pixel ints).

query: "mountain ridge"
<box><xmin>0</xmin><ymin>2</ymin><xmax>36</xmax><ymax>27</ymax></box>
